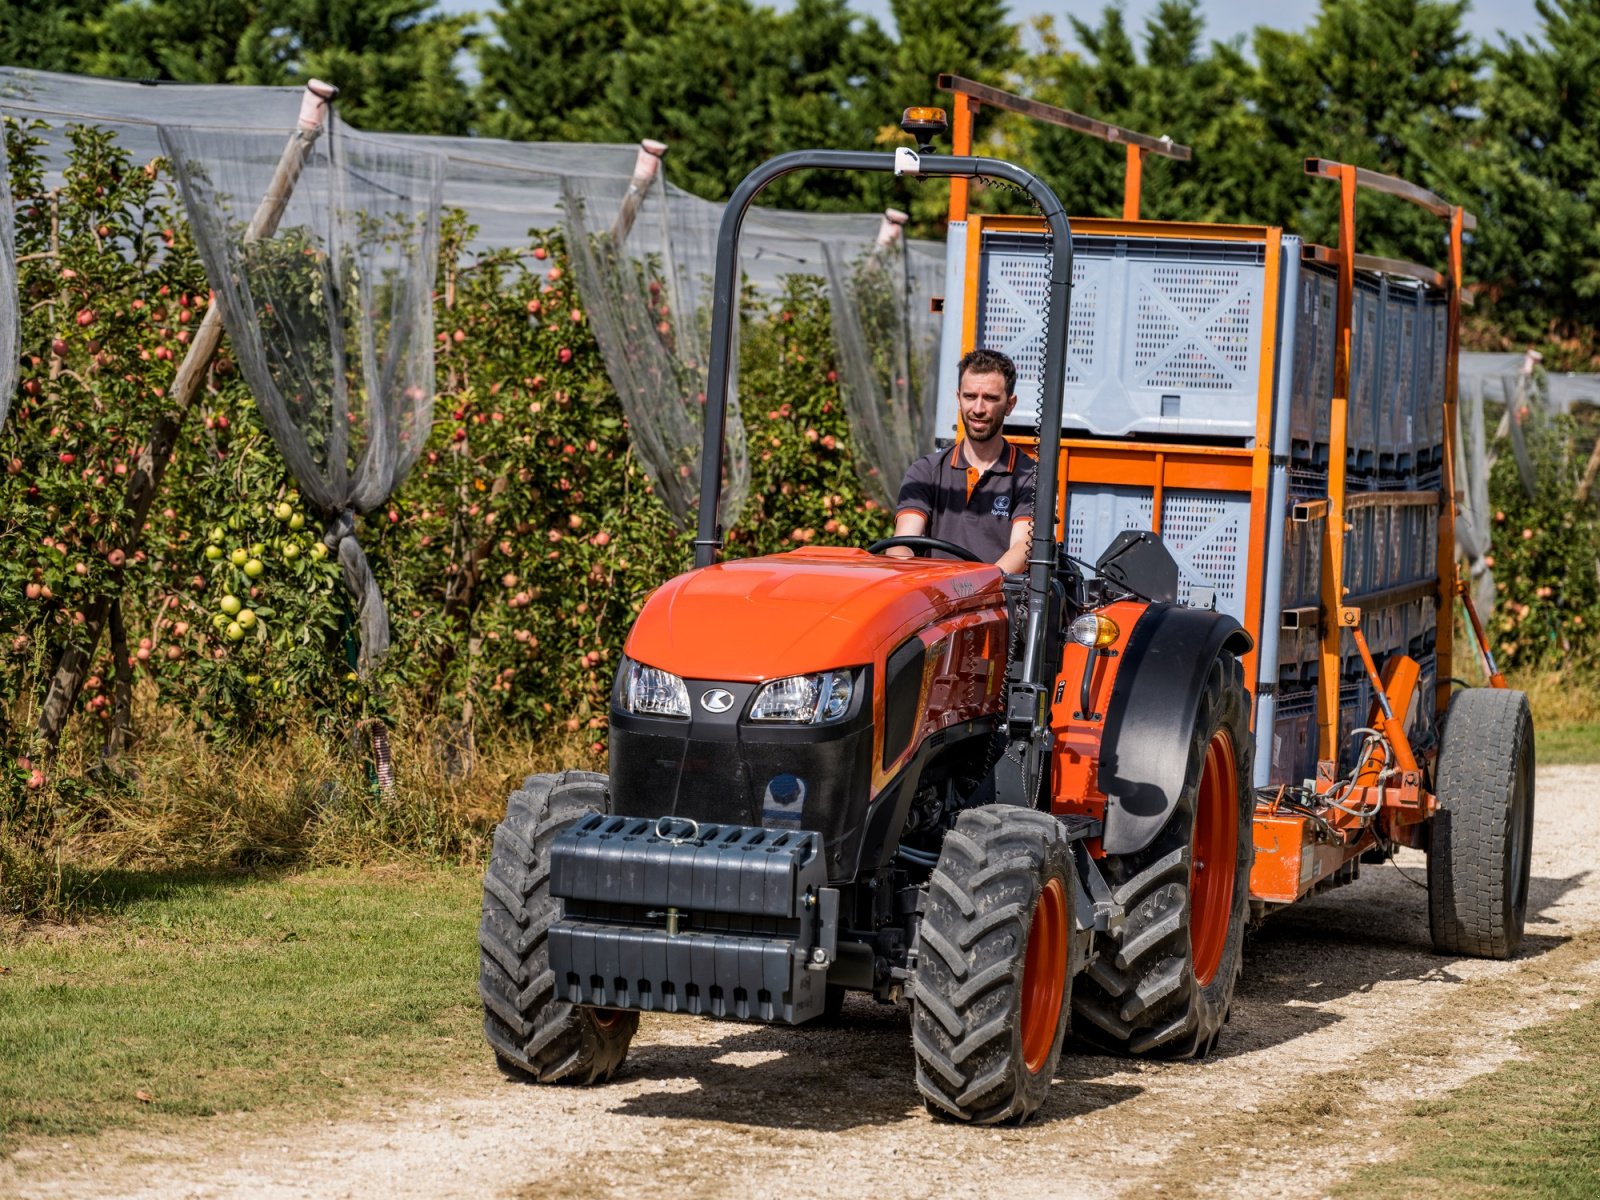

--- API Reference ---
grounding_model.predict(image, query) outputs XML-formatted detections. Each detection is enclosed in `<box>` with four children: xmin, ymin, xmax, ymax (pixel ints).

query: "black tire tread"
<box><xmin>1429</xmin><ymin>688</ymin><xmax>1535</xmax><ymax>959</ymax></box>
<box><xmin>912</xmin><ymin>806</ymin><xmax>1073</xmax><ymax>1125</ymax></box>
<box><xmin>1072</xmin><ymin>651</ymin><xmax>1254</xmax><ymax>1060</ymax></box>
<box><xmin>478</xmin><ymin>770</ymin><xmax>639</xmax><ymax>1084</ymax></box>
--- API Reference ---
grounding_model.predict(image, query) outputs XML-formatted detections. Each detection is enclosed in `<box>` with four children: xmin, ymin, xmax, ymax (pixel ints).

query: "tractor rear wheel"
<box><xmin>478</xmin><ymin>771</ymin><xmax>639</xmax><ymax>1083</ymax></box>
<box><xmin>911</xmin><ymin>805</ymin><xmax>1074</xmax><ymax>1125</ymax></box>
<box><xmin>1428</xmin><ymin>688</ymin><xmax>1535</xmax><ymax>959</ymax></box>
<box><xmin>1073</xmin><ymin>650</ymin><xmax>1253</xmax><ymax>1058</ymax></box>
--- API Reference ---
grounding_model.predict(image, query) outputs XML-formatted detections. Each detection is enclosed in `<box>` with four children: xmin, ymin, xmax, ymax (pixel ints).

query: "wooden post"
<box><xmin>609</xmin><ymin>139</ymin><xmax>667</xmax><ymax>248</ymax></box>
<box><xmin>36</xmin><ymin>79</ymin><xmax>339</xmax><ymax>750</ymax></box>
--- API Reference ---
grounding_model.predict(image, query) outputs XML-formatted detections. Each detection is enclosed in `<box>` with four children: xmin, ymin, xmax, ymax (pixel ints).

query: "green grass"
<box><xmin>1341</xmin><ymin>998</ymin><xmax>1600</xmax><ymax>1198</ymax></box>
<box><xmin>0</xmin><ymin>865</ymin><xmax>485</xmax><ymax>1155</ymax></box>
<box><xmin>1534</xmin><ymin>722</ymin><xmax>1600</xmax><ymax>765</ymax></box>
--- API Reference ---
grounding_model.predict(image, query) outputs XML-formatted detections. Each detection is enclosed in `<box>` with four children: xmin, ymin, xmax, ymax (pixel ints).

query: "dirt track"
<box><xmin>7</xmin><ymin>764</ymin><xmax>1599</xmax><ymax>1200</ymax></box>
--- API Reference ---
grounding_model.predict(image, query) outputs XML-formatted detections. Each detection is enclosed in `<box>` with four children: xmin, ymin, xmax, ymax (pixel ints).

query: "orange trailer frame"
<box><xmin>934</xmin><ymin>78</ymin><xmax>1505</xmax><ymax>908</ymax></box>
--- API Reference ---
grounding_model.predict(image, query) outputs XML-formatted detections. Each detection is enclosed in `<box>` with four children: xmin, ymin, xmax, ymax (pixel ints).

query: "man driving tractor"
<box><xmin>888</xmin><ymin>347</ymin><xmax>1035</xmax><ymax>572</ymax></box>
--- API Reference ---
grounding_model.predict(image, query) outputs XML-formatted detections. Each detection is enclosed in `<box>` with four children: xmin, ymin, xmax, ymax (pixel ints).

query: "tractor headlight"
<box><xmin>748</xmin><ymin>671</ymin><xmax>854</xmax><ymax>724</ymax></box>
<box><xmin>1068</xmin><ymin>613</ymin><xmax>1121</xmax><ymax>649</ymax></box>
<box><xmin>620</xmin><ymin>657</ymin><xmax>690</xmax><ymax>718</ymax></box>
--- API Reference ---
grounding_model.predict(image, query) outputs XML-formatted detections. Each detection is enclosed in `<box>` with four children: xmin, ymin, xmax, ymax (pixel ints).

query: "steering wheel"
<box><xmin>868</xmin><ymin>535</ymin><xmax>985</xmax><ymax>564</ymax></box>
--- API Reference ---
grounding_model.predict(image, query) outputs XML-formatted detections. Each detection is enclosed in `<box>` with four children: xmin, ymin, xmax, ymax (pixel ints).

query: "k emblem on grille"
<box><xmin>700</xmin><ymin>689</ymin><xmax>734</xmax><ymax>714</ymax></box>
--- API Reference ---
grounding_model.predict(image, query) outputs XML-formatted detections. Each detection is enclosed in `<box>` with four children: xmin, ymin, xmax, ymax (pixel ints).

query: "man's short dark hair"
<box><xmin>957</xmin><ymin>348</ymin><xmax>1017</xmax><ymax>396</ymax></box>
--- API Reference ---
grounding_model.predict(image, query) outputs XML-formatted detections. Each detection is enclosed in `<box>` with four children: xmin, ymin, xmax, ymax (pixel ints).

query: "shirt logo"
<box><xmin>700</xmin><ymin>689</ymin><xmax>735</xmax><ymax>714</ymax></box>
<box><xmin>991</xmin><ymin>495</ymin><xmax>1011</xmax><ymax>517</ymax></box>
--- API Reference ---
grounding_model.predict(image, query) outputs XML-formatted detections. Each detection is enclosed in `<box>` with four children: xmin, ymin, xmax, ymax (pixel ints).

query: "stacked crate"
<box><xmin>945</xmin><ymin>223</ymin><xmax>1449</xmax><ymax>788</ymax></box>
<box><xmin>1275</xmin><ymin>261</ymin><xmax>1449</xmax><ymax>776</ymax></box>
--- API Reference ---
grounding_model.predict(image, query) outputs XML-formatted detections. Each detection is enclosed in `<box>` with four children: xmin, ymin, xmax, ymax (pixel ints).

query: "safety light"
<box><xmin>901</xmin><ymin>107</ymin><xmax>948</xmax><ymax>151</ymax></box>
<box><xmin>621</xmin><ymin>657</ymin><xmax>690</xmax><ymax>718</ymax></box>
<box><xmin>1068</xmin><ymin>613</ymin><xmax>1121</xmax><ymax>649</ymax></box>
<box><xmin>749</xmin><ymin>671</ymin><xmax>854</xmax><ymax>724</ymax></box>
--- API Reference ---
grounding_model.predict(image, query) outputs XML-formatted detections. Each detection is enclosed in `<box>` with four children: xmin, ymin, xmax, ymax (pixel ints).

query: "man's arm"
<box><xmin>997</xmin><ymin>517</ymin><xmax>1031</xmax><ymax>574</ymax></box>
<box><xmin>886</xmin><ymin>509</ymin><xmax>927</xmax><ymax>558</ymax></box>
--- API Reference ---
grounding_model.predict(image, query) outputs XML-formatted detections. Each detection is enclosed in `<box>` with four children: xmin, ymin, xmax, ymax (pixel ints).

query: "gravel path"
<box><xmin>7</xmin><ymin>764</ymin><xmax>1598</xmax><ymax>1200</ymax></box>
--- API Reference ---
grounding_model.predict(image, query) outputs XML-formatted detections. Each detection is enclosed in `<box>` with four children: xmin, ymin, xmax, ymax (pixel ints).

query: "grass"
<box><xmin>1</xmin><ymin>684</ymin><xmax>600</xmax><ymax>918</ymax></box>
<box><xmin>1508</xmin><ymin>668</ymin><xmax>1600</xmax><ymax>764</ymax></box>
<box><xmin>1341</xmin><ymin>997</ymin><xmax>1600</xmax><ymax>1197</ymax></box>
<box><xmin>0</xmin><ymin>864</ymin><xmax>486</xmax><ymax>1155</ymax></box>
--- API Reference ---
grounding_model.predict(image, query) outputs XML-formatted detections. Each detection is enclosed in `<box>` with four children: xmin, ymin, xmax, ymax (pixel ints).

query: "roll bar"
<box><xmin>693</xmin><ymin>147</ymin><xmax>1074</xmax><ymax>697</ymax></box>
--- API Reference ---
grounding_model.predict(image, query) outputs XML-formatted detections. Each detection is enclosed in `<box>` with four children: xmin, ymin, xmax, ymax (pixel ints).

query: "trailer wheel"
<box><xmin>478</xmin><ymin>771</ymin><xmax>639</xmax><ymax>1083</ymax></box>
<box><xmin>911</xmin><ymin>805</ymin><xmax>1074</xmax><ymax>1125</ymax></box>
<box><xmin>1428</xmin><ymin>688</ymin><xmax>1535</xmax><ymax>959</ymax></box>
<box><xmin>1073</xmin><ymin>651</ymin><xmax>1253</xmax><ymax>1058</ymax></box>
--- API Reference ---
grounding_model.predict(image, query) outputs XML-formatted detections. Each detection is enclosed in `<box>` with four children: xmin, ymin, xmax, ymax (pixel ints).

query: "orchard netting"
<box><xmin>0</xmin><ymin>128</ymin><xmax>15</xmax><ymax>430</ymax></box>
<box><xmin>0</xmin><ymin>68</ymin><xmax>942</xmax><ymax>529</ymax></box>
<box><xmin>160</xmin><ymin>111</ymin><xmax>443</xmax><ymax>679</ymax></box>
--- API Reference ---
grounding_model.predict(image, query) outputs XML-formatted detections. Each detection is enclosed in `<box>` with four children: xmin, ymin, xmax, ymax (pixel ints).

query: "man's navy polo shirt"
<box><xmin>895</xmin><ymin>439</ymin><xmax>1036</xmax><ymax>563</ymax></box>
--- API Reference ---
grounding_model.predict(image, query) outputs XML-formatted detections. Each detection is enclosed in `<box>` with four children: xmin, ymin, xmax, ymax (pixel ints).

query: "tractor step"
<box><xmin>548</xmin><ymin>815</ymin><xmax>836</xmax><ymax>1024</ymax></box>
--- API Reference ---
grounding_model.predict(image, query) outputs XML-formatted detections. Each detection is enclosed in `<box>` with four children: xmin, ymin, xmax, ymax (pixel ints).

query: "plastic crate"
<box><xmin>974</xmin><ymin>231</ymin><xmax>1269</xmax><ymax>441</ymax></box>
<box><xmin>1271</xmin><ymin>689</ymin><xmax>1318</xmax><ymax>787</ymax></box>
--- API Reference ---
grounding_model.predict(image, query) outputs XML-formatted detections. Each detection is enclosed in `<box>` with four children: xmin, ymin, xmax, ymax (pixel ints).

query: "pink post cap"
<box><xmin>875</xmin><ymin>208</ymin><xmax>909</xmax><ymax>247</ymax></box>
<box><xmin>299</xmin><ymin>79</ymin><xmax>340</xmax><ymax>130</ymax></box>
<box><xmin>631</xmin><ymin>139</ymin><xmax>669</xmax><ymax>183</ymax></box>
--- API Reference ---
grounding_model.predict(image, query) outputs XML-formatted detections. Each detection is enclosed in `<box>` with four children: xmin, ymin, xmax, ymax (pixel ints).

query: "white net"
<box><xmin>0</xmin><ymin>126</ymin><xmax>14</xmax><ymax>430</ymax></box>
<box><xmin>0</xmin><ymin>66</ymin><xmax>944</xmax><ymax>530</ymax></box>
<box><xmin>159</xmin><ymin>116</ymin><xmax>444</xmax><ymax>678</ymax></box>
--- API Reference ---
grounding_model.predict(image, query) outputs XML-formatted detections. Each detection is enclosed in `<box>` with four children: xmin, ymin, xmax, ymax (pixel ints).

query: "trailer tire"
<box><xmin>1428</xmin><ymin>688</ymin><xmax>1535</xmax><ymax>959</ymax></box>
<box><xmin>1073</xmin><ymin>650</ymin><xmax>1253</xmax><ymax>1058</ymax></box>
<box><xmin>478</xmin><ymin>771</ymin><xmax>639</xmax><ymax>1084</ymax></box>
<box><xmin>912</xmin><ymin>805</ymin><xmax>1074</xmax><ymax>1125</ymax></box>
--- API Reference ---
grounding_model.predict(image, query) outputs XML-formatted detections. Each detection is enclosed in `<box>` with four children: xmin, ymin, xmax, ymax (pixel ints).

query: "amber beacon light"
<box><xmin>900</xmin><ymin>106</ymin><xmax>948</xmax><ymax>151</ymax></box>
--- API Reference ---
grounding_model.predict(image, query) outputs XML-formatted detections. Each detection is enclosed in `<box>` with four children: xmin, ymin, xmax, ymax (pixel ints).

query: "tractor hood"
<box><xmin>624</xmin><ymin>546</ymin><xmax>1004</xmax><ymax>681</ymax></box>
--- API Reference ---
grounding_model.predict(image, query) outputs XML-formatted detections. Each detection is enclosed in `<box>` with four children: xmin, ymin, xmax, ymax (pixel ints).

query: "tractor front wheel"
<box><xmin>911</xmin><ymin>805</ymin><xmax>1075</xmax><ymax>1124</ymax></box>
<box><xmin>478</xmin><ymin>771</ymin><xmax>639</xmax><ymax>1083</ymax></box>
<box><xmin>1073</xmin><ymin>650</ymin><xmax>1254</xmax><ymax>1058</ymax></box>
<box><xmin>1428</xmin><ymin>688</ymin><xmax>1535</xmax><ymax>959</ymax></box>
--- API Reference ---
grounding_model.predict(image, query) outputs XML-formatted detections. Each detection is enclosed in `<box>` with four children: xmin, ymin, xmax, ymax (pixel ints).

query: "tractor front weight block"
<box><xmin>547</xmin><ymin>815</ymin><xmax>839</xmax><ymax>1024</ymax></box>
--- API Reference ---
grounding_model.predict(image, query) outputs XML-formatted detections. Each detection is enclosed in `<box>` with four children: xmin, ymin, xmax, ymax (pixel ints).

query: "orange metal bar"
<box><xmin>1349</xmin><ymin>632</ymin><xmax>1420</xmax><ymax>776</ymax></box>
<box><xmin>974</xmin><ymin>213</ymin><xmax>1272</xmax><ymax>243</ymax></box>
<box><xmin>1437</xmin><ymin>206</ymin><xmax>1465</xmax><ymax>713</ymax></box>
<box><xmin>1242</xmin><ymin>231</ymin><xmax>1285</xmax><ymax>720</ymax></box>
<box><xmin>1317</xmin><ymin>164</ymin><xmax>1357</xmax><ymax>761</ymax></box>
<box><xmin>1122</xmin><ymin>145</ymin><xmax>1143</xmax><ymax>221</ymax></box>
<box><xmin>1357</xmin><ymin>655</ymin><xmax>1420</xmax><ymax>786</ymax></box>
<box><xmin>948</xmin><ymin>94</ymin><xmax>979</xmax><ymax>223</ymax></box>
<box><xmin>1150</xmin><ymin>451</ymin><xmax>1165</xmax><ymax>533</ymax></box>
<box><xmin>1456</xmin><ymin>577</ymin><xmax>1507</xmax><ymax>689</ymax></box>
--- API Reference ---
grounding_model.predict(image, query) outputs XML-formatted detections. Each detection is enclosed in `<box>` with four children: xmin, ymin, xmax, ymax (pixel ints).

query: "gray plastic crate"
<box><xmin>1062</xmin><ymin>482</ymin><xmax>1251</xmax><ymax>625</ymax></box>
<box><xmin>973</xmin><ymin>231</ymin><xmax>1269</xmax><ymax>441</ymax></box>
<box><xmin>1379</xmin><ymin>283</ymin><xmax>1423</xmax><ymax>474</ymax></box>
<box><xmin>1271</xmin><ymin>689</ymin><xmax>1318</xmax><ymax>787</ymax></box>
<box><xmin>1289</xmin><ymin>262</ymin><xmax>1338</xmax><ymax>464</ymax></box>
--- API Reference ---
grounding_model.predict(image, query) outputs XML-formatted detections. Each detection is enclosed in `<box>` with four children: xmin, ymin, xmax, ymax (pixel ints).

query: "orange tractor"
<box><xmin>478</xmin><ymin>87</ymin><xmax>1534</xmax><ymax>1124</ymax></box>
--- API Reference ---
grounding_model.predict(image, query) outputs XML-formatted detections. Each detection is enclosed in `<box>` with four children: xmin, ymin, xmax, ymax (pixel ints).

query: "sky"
<box><xmin>435</xmin><ymin>0</ymin><xmax>1541</xmax><ymax>52</ymax></box>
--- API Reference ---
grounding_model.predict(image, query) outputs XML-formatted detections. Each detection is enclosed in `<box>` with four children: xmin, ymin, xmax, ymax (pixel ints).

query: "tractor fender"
<box><xmin>1096</xmin><ymin>603</ymin><xmax>1253</xmax><ymax>856</ymax></box>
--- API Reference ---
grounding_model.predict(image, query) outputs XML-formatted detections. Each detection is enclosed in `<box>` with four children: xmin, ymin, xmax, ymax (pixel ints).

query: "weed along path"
<box><xmin>7</xmin><ymin>764</ymin><xmax>1600</xmax><ymax>1200</ymax></box>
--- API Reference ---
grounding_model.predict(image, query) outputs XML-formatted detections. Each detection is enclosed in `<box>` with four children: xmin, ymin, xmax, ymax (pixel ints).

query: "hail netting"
<box><xmin>159</xmin><ymin>119</ymin><xmax>443</xmax><ymax>677</ymax></box>
<box><xmin>823</xmin><ymin>223</ymin><xmax>941</xmax><ymax>509</ymax></box>
<box><xmin>0</xmin><ymin>127</ymin><xmax>15</xmax><ymax>430</ymax></box>
<box><xmin>560</xmin><ymin>171</ymin><xmax>749</xmax><ymax>526</ymax></box>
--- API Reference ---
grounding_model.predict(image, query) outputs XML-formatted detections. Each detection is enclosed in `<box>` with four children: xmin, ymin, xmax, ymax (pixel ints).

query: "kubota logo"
<box><xmin>700</xmin><ymin>689</ymin><xmax>734</xmax><ymax>713</ymax></box>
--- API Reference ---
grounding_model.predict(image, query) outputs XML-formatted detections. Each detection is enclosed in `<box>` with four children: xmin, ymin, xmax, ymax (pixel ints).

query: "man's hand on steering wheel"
<box><xmin>867</xmin><ymin>535</ymin><xmax>986</xmax><ymax>564</ymax></box>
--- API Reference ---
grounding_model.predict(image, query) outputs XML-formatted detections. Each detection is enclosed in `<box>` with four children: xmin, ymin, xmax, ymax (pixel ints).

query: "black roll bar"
<box><xmin>693</xmin><ymin>148</ymin><xmax>1073</xmax><ymax>698</ymax></box>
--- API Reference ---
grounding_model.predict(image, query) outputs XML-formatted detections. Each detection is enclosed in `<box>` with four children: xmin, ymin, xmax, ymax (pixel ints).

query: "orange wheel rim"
<box><xmin>1020</xmin><ymin>875</ymin><xmax>1069</xmax><ymax>1075</ymax></box>
<box><xmin>1191</xmin><ymin>730</ymin><xmax>1238</xmax><ymax>987</ymax></box>
<box><xmin>590</xmin><ymin>1008</ymin><xmax>625</xmax><ymax>1031</ymax></box>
